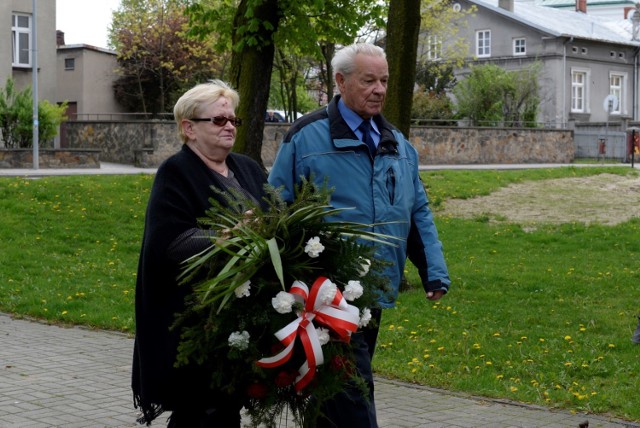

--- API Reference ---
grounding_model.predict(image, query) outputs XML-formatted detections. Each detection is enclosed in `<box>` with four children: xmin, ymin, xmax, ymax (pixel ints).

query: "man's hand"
<box><xmin>426</xmin><ymin>290</ymin><xmax>445</xmax><ymax>301</ymax></box>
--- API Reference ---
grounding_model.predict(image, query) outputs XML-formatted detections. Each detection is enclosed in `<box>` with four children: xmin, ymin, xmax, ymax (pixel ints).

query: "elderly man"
<box><xmin>268</xmin><ymin>43</ymin><xmax>451</xmax><ymax>427</ymax></box>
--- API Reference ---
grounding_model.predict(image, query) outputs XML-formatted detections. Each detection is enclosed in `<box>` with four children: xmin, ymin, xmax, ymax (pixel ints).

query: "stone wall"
<box><xmin>62</xmin><ymin>121</ymin><xmax>574</xmax><ymax>168</ymax></box>
<box><xmin>62</xmin><ymin>121</ymin><xmax>180</xmax><ymax>167</ymax></box>
<box><xmin>410</xmin><ymin>126</ymin><xmax>574</xmax><ymax>164</ymax></box>
<box><xmin>0</xmin><ymin>149</ymin><xmax>100</xmax><ymax>168</ymax></box>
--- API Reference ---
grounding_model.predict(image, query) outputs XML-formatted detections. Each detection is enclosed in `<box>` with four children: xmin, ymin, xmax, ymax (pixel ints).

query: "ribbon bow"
<box><xmin>256</xmin><ymin>276</ymin><xmax>360</xmax><ymax>391</ymax></box>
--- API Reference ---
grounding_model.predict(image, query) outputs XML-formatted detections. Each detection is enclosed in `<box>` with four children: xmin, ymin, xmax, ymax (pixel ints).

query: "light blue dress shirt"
<box><xmin>337</xmin><ymin>98</ymin><xmax>381</xmax><ymax>147</ymax></box>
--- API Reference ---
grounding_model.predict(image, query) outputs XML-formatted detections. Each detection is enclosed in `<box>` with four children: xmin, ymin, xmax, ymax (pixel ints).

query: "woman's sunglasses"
<box><xmin>190</xmin><ymin>116</ymin><xmax>242</xmax><ymax>127</ymax></box>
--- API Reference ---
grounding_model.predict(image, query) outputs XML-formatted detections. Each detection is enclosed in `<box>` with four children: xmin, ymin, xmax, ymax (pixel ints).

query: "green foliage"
<box><xmin>0</xmin><ymin>78</ymin><xmax>67</xmax><ymax>148</ymax></box>
<box><xmin>415</xmin><ymin>61</ymin><xmax>457</xmax><ymax>94</ymax></box>
<box><xmin>110</xmin><ymin>0</ymin><xmax>227</xmax><ymax>114</ymax></box>
<box><xmin>184</xmin><ymin>0</ymin><xmax>387</xmax><ymax>160</ymax></box>
<box><xmin>419</xmin><ymin>0</ymin><xmax>475</xmax><ymax>68</ymax></box>
<box><xmin>453</xmin><ymin>63</ymin><xmax>541</xmax><ymax>127</ymax></box>
<box><xmin>411</xmin><ymin>87</ymin><xmax>456</xmax><ymax>126</ymax></box>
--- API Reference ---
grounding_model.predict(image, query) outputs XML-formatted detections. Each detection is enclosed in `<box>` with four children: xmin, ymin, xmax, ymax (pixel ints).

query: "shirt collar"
<box><xmin>337</xmin><ymin>98</ymin><xmax>381</xmax><ymax>137</ymax></box>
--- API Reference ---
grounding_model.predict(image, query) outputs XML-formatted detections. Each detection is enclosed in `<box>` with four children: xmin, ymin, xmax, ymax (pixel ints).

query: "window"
<box><xmin>609</xmin><ymin>72</ymin><xmax>626</xmax><ymax>115</ymax></box>
<box><xmin>476</xmin><ymin>30</ymin><xmax>491</xmax><ymax>57</ymax></box>
<box><xmin>65</xmin><ymin>58</ymin><xmax>75</xmax><ymax>70</ymax></box>
<box><xmin>571</xmin><ymin>68</ymin><xmax>590</xmax><ymax>113</ymax></box>
<box><xmin>426</xmin><ymin>35</ymin><xmax>442</xmax><ymax>60</ymax></box>
<box><xmin>12</xmin><ymin>13</ymin><xmax>31</xmax><ymax>67</ymax></box>
<box><xmin>513</xmin><ymin>38</ymin><xmax>526</xmax><ymax>56</ymax></box>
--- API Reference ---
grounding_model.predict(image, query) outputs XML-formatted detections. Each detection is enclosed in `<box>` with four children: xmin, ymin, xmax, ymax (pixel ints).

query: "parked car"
<box><xmin>265</xmin><ymin>109</ymin><xmax>304</xmax><ymax>123</ymax></box>
<box><xmin>265</xmin><ymin>110</ymin><xmax>285</xmax><ymax>122</ymax></box>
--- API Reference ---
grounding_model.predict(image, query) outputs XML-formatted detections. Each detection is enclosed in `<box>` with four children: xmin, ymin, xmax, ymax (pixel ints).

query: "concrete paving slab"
<box><xmin>1</xmin><ymin>313</ymin><xmax>638</xmax><ymax>428</ymax></box>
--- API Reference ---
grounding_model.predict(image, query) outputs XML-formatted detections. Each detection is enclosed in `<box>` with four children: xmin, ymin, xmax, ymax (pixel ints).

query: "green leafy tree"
<box><xmin>0</xmin><ymin>78</ymin><xmax>67</xmax><ymax>148</ymax></box>
<box><xmin>384</xmin><ymin>0</ymin><xmax>473</xmax><ymax>135</ymax></box>
<box><xmin>109</xmin><ymin>0</ymin><xmax>226</xmax><ymax>115</ymax></box>
<box><xmin>186</xmin><ymin>0</ymin><xmax>386</xmax><ymax>165</ymax></box>
<box><xmin>453</xmin><ymin>63</ymin><xmax>540</xmax><ymax>127</ymax></box>
<box><xmin>415</xmin><ymin>61</ymin><xmax>456</xmax><ymax>94</ymax></box>
<box><xmin>411</xmin><ymin>62</ymin><xmax>456</xmax><ymax>125</ymax></box>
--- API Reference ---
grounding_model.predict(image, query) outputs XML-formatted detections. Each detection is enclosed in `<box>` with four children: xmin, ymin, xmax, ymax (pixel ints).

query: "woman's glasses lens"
<box><xmin>191</xmin><ymin>116</ymin><xmax>242</xmax><ymax>127</ymax></box>
<box><xmin>211</xmin><ymin>116</ymin><xmax>242</xmax><ymax>126</ymax></box>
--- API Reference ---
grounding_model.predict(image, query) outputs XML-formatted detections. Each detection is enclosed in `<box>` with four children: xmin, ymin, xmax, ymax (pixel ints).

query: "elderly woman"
<box><xmin>132</xmin><ymin>80</ymin><xmax>268</xmax><ymax>427</ymax></box>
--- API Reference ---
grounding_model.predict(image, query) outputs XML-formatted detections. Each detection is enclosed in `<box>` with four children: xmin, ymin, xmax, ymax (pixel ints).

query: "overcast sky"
<box><xmin>56</xmin><ymin>0</ymin><xmax>121</xmax><ymax>49</ymax></box>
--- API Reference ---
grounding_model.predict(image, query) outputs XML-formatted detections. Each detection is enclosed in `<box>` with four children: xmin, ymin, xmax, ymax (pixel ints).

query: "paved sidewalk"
<box><xmin>0</xmin><ymin>161</ymin><xmax>636</xmax><ymax>178</ymax></box>
<box><xmin>1</xmin><ymin>313</ymin><xmax>638</xmax><ymax>428</ymax></box>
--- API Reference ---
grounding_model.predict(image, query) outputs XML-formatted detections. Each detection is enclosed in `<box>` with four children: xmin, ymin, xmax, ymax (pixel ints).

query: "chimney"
<box><xmin>56</xmin><ymin>30</ymin><xmax>65</xmax><ymax>47</ymax></box>
<box><xmin>624</xmin><ymin>6</ymin><xmax>634</xmax><ymax>18</ymax></box>
<box><xmin>632</xmin><ymin>3</ymin><xmax>640</xmax><ymax>41</ymax></box>
<box><xmin>575</xmin><ymin>0</ymin><xmax>587</xmax><ymax>13</ymax></box>
<box><xmin>499</xmin><ymin>0</ymin><xmax>514</xmax><ymax>12</ymax></box>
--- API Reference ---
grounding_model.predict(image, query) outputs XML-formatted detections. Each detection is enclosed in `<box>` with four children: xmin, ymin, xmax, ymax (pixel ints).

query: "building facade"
<box><xmin>56</xmin><ymin>40</ymin><xmax>126</xmax><ymax>120</ymax></box>
<box><xmin>436</xmin><ymin>0</ymin><xmax>640</xmax><ymax>125</ymax></box>
<box><xmin>1</xmin><ymin>0</ymin><xmax>57</xmax><ymax>102</ymax></box>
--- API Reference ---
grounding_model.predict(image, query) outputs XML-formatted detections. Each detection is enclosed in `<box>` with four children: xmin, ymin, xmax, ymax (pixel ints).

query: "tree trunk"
<box><xmin>229</xmin><ymin>0</ymin><xmax>280</xmax><ymax>168</ymax></box>
<box><xmin>321</xmin><ymin>43</ymin><xmax>335</xmax><ymax>101</ymax></box>
<box><xmin>384</xmin><ymin>0</ymin><xmax>421</xmax><ymax>136</ymax></box>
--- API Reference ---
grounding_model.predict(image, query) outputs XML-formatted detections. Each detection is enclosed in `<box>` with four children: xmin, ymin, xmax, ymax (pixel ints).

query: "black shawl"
<box><xmin>132</xmin><ymin>144</ymin><xmax>268</xmax><ymax>424</ymax></box>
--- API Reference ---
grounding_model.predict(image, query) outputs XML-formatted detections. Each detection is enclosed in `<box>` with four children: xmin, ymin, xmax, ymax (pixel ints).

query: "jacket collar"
<box><xmin>327</xmin><ymin>95</ymin><xmax>399</xmax><ymax>154</ymax></box>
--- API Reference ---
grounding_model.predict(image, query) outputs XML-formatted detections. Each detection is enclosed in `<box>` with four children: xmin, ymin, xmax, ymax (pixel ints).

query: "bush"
<box><xmin>411</xmin><ymin>87</ymin><xmax>456</xmax><ymax>126</ymax></box>
<box><xmin>0</xmin><ymin>78</ymin><xmax>67</xmax><ymax>148</ymax></box>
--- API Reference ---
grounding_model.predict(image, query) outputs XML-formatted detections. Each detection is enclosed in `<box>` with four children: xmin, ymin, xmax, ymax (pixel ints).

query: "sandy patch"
<box><xmin>439</xmin><ymin>173</ymin><xmax>640</xmax><ymax>226</ymax></box>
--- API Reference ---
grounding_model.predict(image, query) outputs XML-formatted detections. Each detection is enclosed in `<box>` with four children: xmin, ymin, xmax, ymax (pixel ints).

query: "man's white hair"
<box><xmin>331</xmin><ymin>43</ymin><xmax>386</xmax><ymax>84</ymax></box>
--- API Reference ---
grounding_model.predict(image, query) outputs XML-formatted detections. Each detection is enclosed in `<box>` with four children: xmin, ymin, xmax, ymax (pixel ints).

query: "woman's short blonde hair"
<box><xmin>174</xmin><ymin>80</ymin><xmax>240</xmax><ymax>143</ymax></box>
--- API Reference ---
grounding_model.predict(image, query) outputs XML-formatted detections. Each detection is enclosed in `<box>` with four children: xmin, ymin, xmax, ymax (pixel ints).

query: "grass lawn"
<box><xmin>0</xmin><ymin>166</ymin><xmax>638</xmax><ymax>422</ymax></box>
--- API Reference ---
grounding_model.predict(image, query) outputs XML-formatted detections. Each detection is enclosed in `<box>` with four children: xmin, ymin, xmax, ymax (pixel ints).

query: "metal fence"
<box><xmin>573</xmin><ymin>123</ymin><xmax>629</xmax><ymax>161</ymax></box>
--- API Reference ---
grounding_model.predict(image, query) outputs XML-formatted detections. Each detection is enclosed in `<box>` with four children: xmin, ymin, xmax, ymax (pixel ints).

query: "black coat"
<box><xmin>132</xmin><ymin>144</ymin><xmax>268</xmax><ymax>423</ymax></box>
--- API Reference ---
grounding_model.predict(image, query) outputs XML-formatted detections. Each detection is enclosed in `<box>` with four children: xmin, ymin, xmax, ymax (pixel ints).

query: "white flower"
<box><xmin>304</xmin><ymin>236</ymin><xmax>325</xmax><ymax>258</ymax></box>
<box><xmin>343</xmin><ymin>280</ymin><xmax>364</xmax><ymax>301</ymax></box>
<box><xmin>316</xmin><ymin>327</ymin><xmax>330</xmax><ymax>345</ymax></box>
<box><xmin>272</xmin><ymin>291</ymin><xmax>295</xmax><ymax>314</ymax></box>
<box><xmin>228</xmin><ymin>330</ymin><xmax>250</xmax><ymax>350</ymax></box>
<box><xmin>357</xmin><ymin>258</ymin><xmax>371</xmax><ymax>277</ymax></box>
<box><xmin>359</xmin><ymin>308</ymin><xmax>372</xmax><ymax>328</ymax></box>
<box><xmin>319</xmin><ymin>280</ymin><xmax>337</xmax><ymax>305</ymax></box>
<box><xmin>234</xmin><ymin>280</ymin><xmax>251</xmax><ymax>298</ymax></box>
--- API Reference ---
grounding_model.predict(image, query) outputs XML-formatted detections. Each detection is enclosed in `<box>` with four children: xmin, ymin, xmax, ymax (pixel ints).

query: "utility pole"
<box><xmin>32</xmin><ymin>0</ymin><xmax>39</xmax><ymax>170</ymax></box>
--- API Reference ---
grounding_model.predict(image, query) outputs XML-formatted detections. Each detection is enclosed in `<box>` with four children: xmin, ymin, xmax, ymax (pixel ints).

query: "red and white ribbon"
<box><xmin>256</xmin><ymin>276</ymin><xmax>360</xmax><ymax>391</ymax></box>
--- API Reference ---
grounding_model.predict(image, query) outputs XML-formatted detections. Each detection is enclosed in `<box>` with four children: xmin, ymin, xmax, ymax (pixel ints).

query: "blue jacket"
<box><xmin>268</xmin><ymin>96</ymin><xmax>450</xmax><ymax>308</ymax></box>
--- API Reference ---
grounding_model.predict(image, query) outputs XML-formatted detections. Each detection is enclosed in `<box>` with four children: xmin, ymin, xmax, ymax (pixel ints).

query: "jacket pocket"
<box><xmin>386</xmin><ymin>167</ymin><xmax>396</xmax><ymax>205</ymax></box>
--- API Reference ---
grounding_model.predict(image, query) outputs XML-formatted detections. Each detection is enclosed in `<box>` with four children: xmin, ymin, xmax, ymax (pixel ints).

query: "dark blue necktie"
<box><xmin>358</xmin><ymin>120</ymin><xmax>376</xmax><ymax>155</ymax></box>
